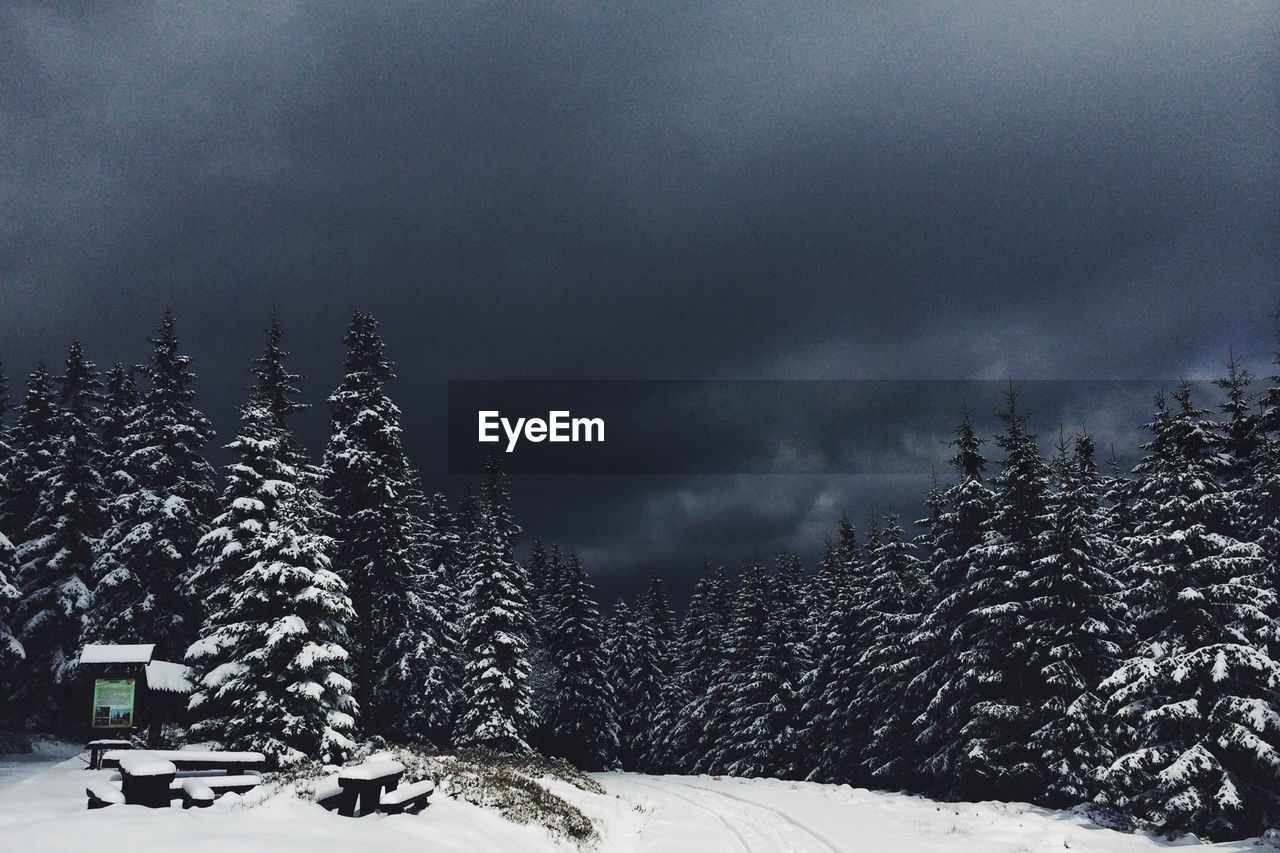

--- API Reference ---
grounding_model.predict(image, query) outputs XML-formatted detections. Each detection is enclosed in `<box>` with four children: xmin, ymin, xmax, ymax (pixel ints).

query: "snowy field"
<box><xmin>0</xmin><ymin>744</ymin><xmax>1261</xmax><ymax>852</ymax></box>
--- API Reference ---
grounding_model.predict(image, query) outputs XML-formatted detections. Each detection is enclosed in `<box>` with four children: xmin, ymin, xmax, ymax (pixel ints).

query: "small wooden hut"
<box><xmin>76</xmin><ymin>643</ymin><xmax>194</xmax><ymax>743</ymax></box>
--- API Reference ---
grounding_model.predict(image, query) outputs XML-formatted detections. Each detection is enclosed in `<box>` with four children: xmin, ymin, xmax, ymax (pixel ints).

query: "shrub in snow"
<box><xmin>252</xmin><ymin>742</ymin><xmax>601</xmax><ymax>844</ymax></box>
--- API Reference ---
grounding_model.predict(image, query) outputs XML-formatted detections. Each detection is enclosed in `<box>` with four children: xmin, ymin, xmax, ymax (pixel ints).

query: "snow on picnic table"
<box><xmin>0</xmin><ymin>750</ymin><xmax>1265</xmax><ymax>853</ymax></box>
<box><xmin>117</xmin><ymin>754</ymin><xmax>177</xmax><ymax>777</ymax></box>
<box><xmin>0</xmin><ymin>751</ymin><xmax>599</xmax><ymax>853</ymax></box>
<box><xmin>104</xmin><ymin>748</ymin><xmax>266</xmax><ymax>764</ymax></box>
<box><xmin>337</xmin><ymin>755</ymin><xmax>404</xmax><ymax>781</ymax></box>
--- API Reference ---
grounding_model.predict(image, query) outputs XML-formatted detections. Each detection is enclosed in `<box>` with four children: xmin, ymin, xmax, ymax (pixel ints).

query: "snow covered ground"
<box><xmin>0</xmin><ymin>747</ymin><xmax>1262</xmax><ymax>852</ymax></box>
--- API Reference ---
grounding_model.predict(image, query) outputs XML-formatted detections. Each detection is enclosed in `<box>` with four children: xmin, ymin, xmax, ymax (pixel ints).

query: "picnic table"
<box><xmin>101</xmin><ymin>748</ymin><xmax>266</xmax><ymax>773</ymax></box>
<box><xmin>87</xmin><ymin>749</ymin><xmax>267</xmax><ymax>809</ymax></box>
<box><xmin>86</xmin><ymin>739</ymin><xmax>132</xmax><ymax>770</ymax></box>
<box><xmin>118</xmin><ymin>754</ymin><xmax>177</xmax><ymax>808</ymax></box>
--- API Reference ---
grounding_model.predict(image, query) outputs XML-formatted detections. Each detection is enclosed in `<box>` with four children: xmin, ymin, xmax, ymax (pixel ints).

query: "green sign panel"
<box><xmin>91</xmin><ymin>678</ymin><xmax>135</xmax><ymax>729</ymax></box>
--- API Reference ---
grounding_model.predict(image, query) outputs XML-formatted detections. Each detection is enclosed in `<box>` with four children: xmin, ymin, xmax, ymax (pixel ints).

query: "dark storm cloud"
<box><xmin>2</xmin><ymin>1</ymin><xmax>1277</xmax><ymax>603</ymax></box>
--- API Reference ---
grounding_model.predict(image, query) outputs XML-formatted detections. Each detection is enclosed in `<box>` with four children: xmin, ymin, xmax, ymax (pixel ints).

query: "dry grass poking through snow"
<box><xmin>258</xmin><ymin>741</ymin><xmax>602</xmax><ymax>846</ymax></box>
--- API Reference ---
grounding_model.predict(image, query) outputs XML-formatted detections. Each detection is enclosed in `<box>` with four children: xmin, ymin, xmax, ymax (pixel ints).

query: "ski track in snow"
<box><xmin>620</xmin><ymin>776</ymin><xmax>753</xmax><ymax>853</ymax></box>
<box><xmin>614</xmin><ymin>774</ymin><xmax>841</xmax><ymax>853</ymax></box>
<box><xmin>674</xmin><ymin>778</ymin><xmax>844</xmax><ymax>853</ymax></box>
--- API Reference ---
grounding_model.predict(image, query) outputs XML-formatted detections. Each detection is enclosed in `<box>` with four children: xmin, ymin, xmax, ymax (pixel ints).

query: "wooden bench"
<box><xmin>336</xmin><ymin>756</ymin><xmax>405</xmax><ymax>817</ymax></box>
<box><xmin>178</xmin><ymin>771</ymin><xmax>261</xmax><ymax>795</ymax></box>
<box><xmin>179</xmin><ymin>778</ymin><xmax>216</xmax><ymax>809</ymax></box>
<box><xmin>86</xmin><ymin>739</ymin><xmax>132</xmax><ymax>771</ymax></box>
<box><xmin>313</xmin><ymin>776</ymin><xmax>345</xmax><ymax>812</ymax></box>
<box><xmin>86</xmin><ymin>779</ymin><xmax>126</xmax><ymax>809</ymax></box>
<box><xmin>176</xmin><ymin>772</ymin><xmax>263</xmax><ymax>808</ymax></box>
<box><xmin>378</xmin><ymin>779</ymin><xmax>434</xmax><ymax>815</ymax></box>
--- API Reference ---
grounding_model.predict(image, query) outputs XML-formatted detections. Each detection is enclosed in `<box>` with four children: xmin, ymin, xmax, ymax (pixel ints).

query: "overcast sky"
<box><xmin>2</xmin><ymin>2</ymin><xmax>1277</xmax><ymax>604</ymax></box>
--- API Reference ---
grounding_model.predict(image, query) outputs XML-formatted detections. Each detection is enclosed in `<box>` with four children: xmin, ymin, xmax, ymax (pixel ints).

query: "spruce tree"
<box><xmin>649</xmin><ymin>563</ymin><xmax>730</xmax><ymax>773</ymax></box>
<box><xmin>1024</xmin><ymin>432</ymin><xmax>1129</xmax><ymax>806</ymax></box>
<box><xmin>1101</xmin><ymin>385</ymin><xmax>1280</xmax><ymax>840</ymax></box>
<box><xmin>910</xmin><ymin>408</ymin><xmax>994</xmax><ymax>794</ymax></box>
<box><xmin>322</xmin><ymin>311</ymin><xmax>444</xmax><ymax>735</ymax></box>
<box><xmin>1215</xmin><ymin>354</ymin><xmax>1261</xmax><ymax>488</ymax></box>
<box><xmin>377</xmin><ymin>513</ymin><xmax>459</xmax><ymax>746</ymax></box>
<box><xmin>800</xmin><ymin>526</ymin><xmax>871</xmax><ymax>782</ymax></box>
<box><xmin>0</xmin><ymin>365</ymin><xmax>30</xmax><ymax>717</ymax></box>
<box><xmin>697</xmin><ymin>561</ymin><xmax>775</xmax><ymax>775</ymax></box>
<box><xmin>186</xmin><ymin>320</ymin><xmax>356</xmax><ymax>765</ymax></box>
<box><xmin>525</xmin><ymin>540</ymin><xmax>559</xmax><ymax>746</ymax></box>
<box><xmin>14</xmin><ymin>344</ymin><xmax>105</xmax><ymax>726</ymax></box>
<box><xmin>0</xmin><ymin>366</ymin><xmax>59</xmax><ymax>545</ymax></box>
<box><xmin>421</xmin><ymin>491</ymin><xmax>464</xmax><ymax>669</ymax></box>
<box><xmin>484</xmin><ymin>453</ymin><xmax>521</xmax><ymax>558</ymax></box>
<box><xmin>545</xmin><ymin>552</ymin><xmax>618</xmax><ymax>769</ymax></box>
<box><xmin>424</xmin><ymin>492</ymin><xmax>464</xmax><ymax>610</ymax></box>
<box><xmin>0</xmin><ymin>361</ymin><xmax>10</xmax><ymax>528</ymax></box>
<box><xmin>928</xmin><ymin>388</ymin><xmax>1050</xmax><ymax>799</ymax></box>
<box><xmin>89</xmin><ymin>311</ymin><xmax>216</xmax><ymax>658</ymax></box>
<box><xmin>916</xmin><ymin>399</ymin><xmax>1044</xmax><ymax>799</ymax></box>
<box><xmin>863</xmin><ymin>474</ymin><xmax>946</xmax><ymax>789</ymax></box>
<box><xmin>525</xmin><ymin>540</ymin><xmax>554</xmax><ymax>638</ymax></box>
<box><xmin>0</xmin><ymin>532</ymin><xmax>23</xmax><ymax>726</ymax></box>
<box><xmin>714</xmin><ymin>558</ymin><xmax>806</xmax><ymax>778</ymax></box>
<box><xmin>1102</xmin><ymin>445</ymin><xmax>1136</xmax><ymax>544</ymax></box>
<box><xmin>98</xmin><ymin>363</ymin><xmax>139</xmax><ymax>497</ymax></box>
<box><xmin>395</xmin><ymin>490</ymin><xmax>463</xmax><ymax>745</ymax></box>
<box><xmin>858</xmin><ymin>513</ymin><xmax>931</xmax><ymax>788</ymax></box>
<box><xmin>1256</xmin><ymin>358</ymin><xmax>1280</xmax><ymax>634</ymax></box>
<box><xmin>602</xmin><ymin>596</ymin><xmax>638</xmax><ymax>760</ymax></box>
<box><xmin>454</xmin><ymin>502</ymin><xmax>534</xmax><ymax>752</ymax></box>
<box><xmin>604</xmin><ymin>588</ymin><xmax>666</xmax><ymax>770</ymax></box>
<box><xmin>611</xmin><ymin>576</ymin><xmax>677</xmax><ymax>767</ymax></box>
<box><xmin>644</xmin><ymin>577</ymin><xmax>677</xmax><ymax>664</ymax></box>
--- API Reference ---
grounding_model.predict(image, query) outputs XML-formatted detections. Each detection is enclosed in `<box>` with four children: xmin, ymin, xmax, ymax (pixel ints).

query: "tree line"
<box><xmin>0</xmin><ymin>310</ymin><xmax>613</xmax><ymax>770</ymax></box>
<box><xmin>3</xmin><ymin>309</ymin><xmax>1280</xmax><ymax>842</ymax></box>
<box><xmin>603</xmin><ymin>355</ymin><xmax>1280</xmax><ymax>842</ymax></box>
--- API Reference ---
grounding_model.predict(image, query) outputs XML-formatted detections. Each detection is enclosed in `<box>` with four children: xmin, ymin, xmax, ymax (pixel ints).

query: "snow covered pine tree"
<box><xmin>13</xmin><ymin>343</ymin><xmax>104</xmax><ymax>727</ymax></box>
<box><xmin>454</xmin><ymin>501</ymin><xmax>534</xmax><ymax>752</ymax></box>
<box><xmin>1101</xmin><ymin>384</ymin><xmax>1280</xmax><ymax>840</ymax></box>
<box><xmin>322</xmin><ymin>311</ymin><xmax>455</xmax><ymax>741</ymax></box>
<box><xmin>647</xmin><ymin>561</ymin><xmax>730</xmax><ymax>772</ymax></box>
<box><xmin>88</xmin><ymin>310</ymin><xmax>217</xmax><ymax>659</ymax></box>
<box><xmin>1023</xmin><ymin>432</ymin><xmax>1129</xmax><ymax>807</ymax></box>
<box><xmin>186</xmin><ymin>319</ymin><xmax>356</xmax><ymax>766</ymax></box>
<box><xmin>544</xmin><ymin>552</ymin><xmax>618</xmax><ymax>769</ymax></box>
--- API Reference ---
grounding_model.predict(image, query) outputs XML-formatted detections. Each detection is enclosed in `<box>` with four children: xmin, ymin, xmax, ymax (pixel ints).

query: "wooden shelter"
<box><xmin>76</xmin><ymin>643</ymin><xmax>194</xmax><ymax>743</ymax></box>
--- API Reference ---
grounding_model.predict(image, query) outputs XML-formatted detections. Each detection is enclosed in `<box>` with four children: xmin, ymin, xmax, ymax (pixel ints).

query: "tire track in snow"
<box><xmin>674</xmin><ymin>779</ymin><xmax>846</xmax><ymax>853</ymax></box>
<box><xmin>624</xmin><ymin>775</ymin><xmax>837</xmax><ymax>853</ymax></box>
<box><xmin>621</xmin><ymin>775</ymin><xmax>753</xmax><ymax>853</ymax></box>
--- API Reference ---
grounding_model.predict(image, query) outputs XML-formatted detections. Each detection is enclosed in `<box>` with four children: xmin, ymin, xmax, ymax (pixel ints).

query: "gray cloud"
<box><xmin>1</xmin><ymin>1</ymin><xmax>1276</xmax><ymax>603</ymax></box>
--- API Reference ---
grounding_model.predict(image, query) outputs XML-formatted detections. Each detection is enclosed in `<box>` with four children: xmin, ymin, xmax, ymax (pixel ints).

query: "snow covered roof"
<box><xmin>144</xmin><ymin>660</ymin><xmax>194</xmax><ymax>694</ymax></box>
<box><xmin>80</xmin><ymin>643</ymin><xmax>155</xmax><ymax>665</ymax></box>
